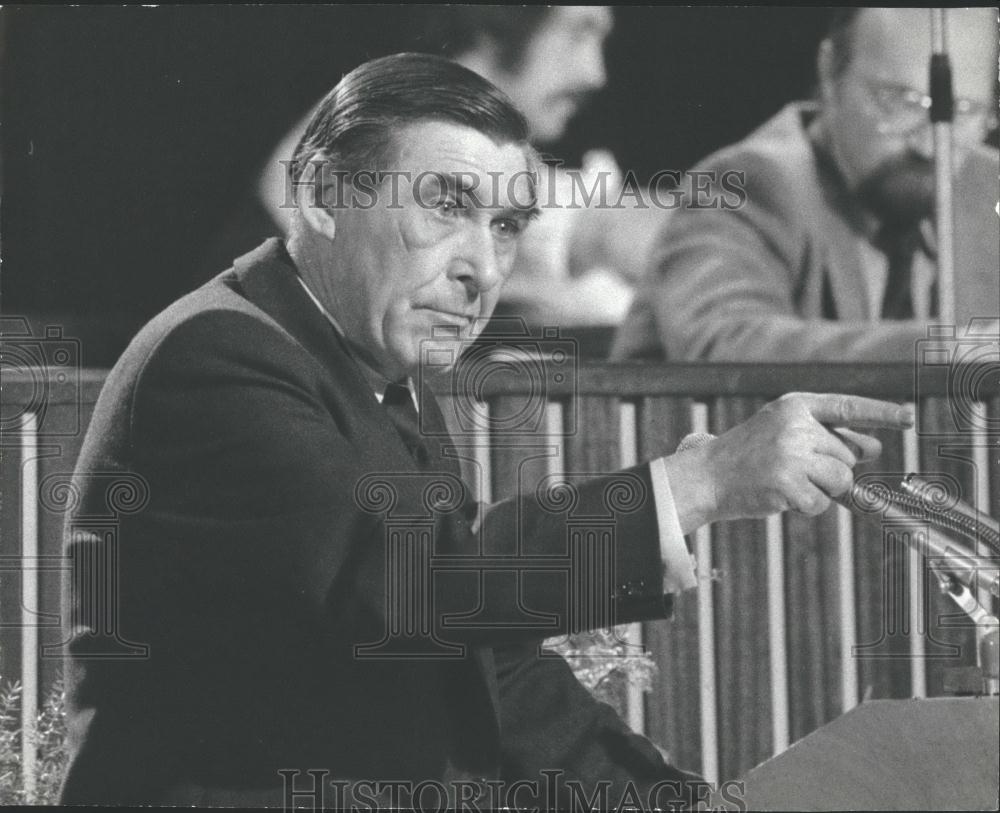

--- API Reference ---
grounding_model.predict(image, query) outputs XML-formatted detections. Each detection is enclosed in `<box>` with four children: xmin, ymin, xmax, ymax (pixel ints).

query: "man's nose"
<box><xmin>904</xmin><ymin>121</ymin><xmax>935</xmax><ymax>161</ymax></box>
<box><xmin>451</xmin><ymin>226</ymin><xmax>502</xmax><ymax>295</ymax></box>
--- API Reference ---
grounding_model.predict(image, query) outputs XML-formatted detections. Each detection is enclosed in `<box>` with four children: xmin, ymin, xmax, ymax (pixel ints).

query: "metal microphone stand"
<box><xmin>930</xmin><ymin>9</ymin><xmax>957</xmax><ymax>325</ymax></box>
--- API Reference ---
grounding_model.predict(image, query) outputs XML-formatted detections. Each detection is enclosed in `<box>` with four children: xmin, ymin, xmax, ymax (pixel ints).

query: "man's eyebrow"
<box><xmin>451</xmin><ymin>174</ymin><xmax>479</xmax><ymax>196</ymax></box>
<box><xmin>499</xmin><ymin>205</ymin><xmax>541</xmax><ymax>222</ymax></box>
<box><xmin>434</xmin><ymin>172</ymin><xmax>487</xmax><ymax>198</ymax></box>
<box><xmin>443</xmin><ymin>172</ymin><xmax>540</xmax><ymax>203</ymax></box>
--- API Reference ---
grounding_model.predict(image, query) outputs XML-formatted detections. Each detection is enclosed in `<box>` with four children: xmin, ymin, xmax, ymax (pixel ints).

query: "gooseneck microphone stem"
<box><xmin>930</xmin><ymin>8</ymin><xmax>957</xmax><ymax>325</ymax></box>
<box><xmin>901</xmin><ymin>474</ymin><xmax>1000</xmax><ymax>548</ymax></box>
<box><xmin>836</xmin><ymin>481</ymin><xmax>1000</xmax><ymax>600</ymax></box>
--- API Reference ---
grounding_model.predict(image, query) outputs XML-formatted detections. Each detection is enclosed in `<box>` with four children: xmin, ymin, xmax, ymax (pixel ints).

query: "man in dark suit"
<box><xmin>60</xmin><ymin>53</ymin><xmax>912</xmax><ymax>808</ymax></box>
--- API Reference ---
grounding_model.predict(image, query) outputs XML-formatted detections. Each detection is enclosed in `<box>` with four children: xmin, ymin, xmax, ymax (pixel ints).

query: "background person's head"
<box><xmin>287</xmin><ymin>53</ymin><xmax>537</xmax><ymax>381</ymax></box>
<box><xmin>816</xmin><ymin>7</ymin><xmax>998</xmax><ymax>225</ymax></box>
<box><xmin>418</xmin><ymin>6</ymin><xmax>614</xmax><ymax>145</ymax></box>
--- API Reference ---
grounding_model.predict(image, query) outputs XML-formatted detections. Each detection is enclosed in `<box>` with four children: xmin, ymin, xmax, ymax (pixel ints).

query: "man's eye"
<box><xmin>875</xmin><ymin>85</ymin><xmax>927</xmax><ymax>113</ymax></box>
<box><xmin>491</xmin><ymin>218</ymin><xmax>523</xmax><ymax>239</ymax></box>
<box><xmin>436</xmin><ymin>198</ymin><xmax>463</xmax><ymax>216</ymax></box>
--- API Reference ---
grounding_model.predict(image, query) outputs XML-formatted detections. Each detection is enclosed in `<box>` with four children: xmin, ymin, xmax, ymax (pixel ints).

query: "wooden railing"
<box><xmin>2</xmin><ymin>362</ymin><xmax>998</xmax><ymax>787</ymax></box>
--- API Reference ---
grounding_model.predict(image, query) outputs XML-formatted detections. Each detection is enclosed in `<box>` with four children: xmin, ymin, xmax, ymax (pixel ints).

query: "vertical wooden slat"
<box><xmin>903</xmin><ymin>420</ymin><xmax>927</xmax><ymax>698</ymax></box>
<box><xmin>621</xmin><ymin>622</ymin><xmax>646</xmax><ymax>735</ymax></box>
<box><xmin>971</xmin><ymin>407</ymin><xmax>992</xmax><ymax>666</ymax></box>
<box><xmin>563</xmin><ymin>396</ymin><xmax>617</xmax><ymax>472</ymax></box>
<box><xmin>617</xmin><ymin>402</ymin><xmax>637</xmax><ymax>470</ymax></box>
<box><xmin>837</xmin><ymin>505</ymin><xmax>860</xmax><ymax>712</ymax></box>
<box><xmin>20</xmin><ymin>412</ymin><xmax>39</xmax><ymax>802</ymax></box>
<box><xmin>690</xmin><ymin>402</ymin><xmax>720</xmax><ymax>786</ymax></box>
<box><xmin>695</xmin><ymin>520</ymin><xmax>717</xmax><ymax>786</ymax></box>
<box><xmin>473</xmin><ymin>400</ymin><xmax>493</xmax><ymax>504</ymax></box>
<box><xmin>784</xmin><ymin>507</ymin><xmax>842</xmax><ymax>743</ymax></box>
<box><xmin>765</xmin><ymin>514</ymin><xmax>789</xmax><ymax>754</ymax></box>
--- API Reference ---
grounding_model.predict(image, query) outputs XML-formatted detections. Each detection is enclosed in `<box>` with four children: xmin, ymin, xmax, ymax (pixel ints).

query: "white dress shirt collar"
<box><xmin>294</xmin><ymin>275</ymin><xmax>416</xmax><ymax>407</ymax></box>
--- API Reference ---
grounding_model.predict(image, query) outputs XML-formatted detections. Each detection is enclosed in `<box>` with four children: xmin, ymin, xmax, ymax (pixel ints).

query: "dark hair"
<box><xmin>412</xmin><ymin>6</ymin><xmax>554</xmax><ymax>73</ymax></box>
<box><xmin>825</xmin><ymin>8</ymin><xmax>862</xmax><ymax>77</ymax></box>
<box><xmin>290</xmin><ymin>52</ymin><xmax>530</xmax><ymax>184</ymax></box>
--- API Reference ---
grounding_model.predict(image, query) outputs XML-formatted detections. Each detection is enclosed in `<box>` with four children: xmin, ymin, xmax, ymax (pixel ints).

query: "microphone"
<box><xmin>845</xmin><ymin>474</ymin><xmax>1000</xmax><ymax>695</ymax></box>
<box><xmin>901</xmin><ymin>474</ymin><xmax>1000</xmax><ymax>547</ymax></box>
<box><xmin>837</xmin><ymin>480</ymin><xmax>1000</xmax><ymax>599</ymax></box>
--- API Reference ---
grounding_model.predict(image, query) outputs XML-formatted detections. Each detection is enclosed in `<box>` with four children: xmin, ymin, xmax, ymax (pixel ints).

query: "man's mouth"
<box><xmin>858</xmin><ymin>155</ymin><xmax>936</xmax><ymax>225</ymax></box>
<box><xmin>417</xmin><ymin>307</ymin><xmax>475</xmax><ymax>327</ymax></box>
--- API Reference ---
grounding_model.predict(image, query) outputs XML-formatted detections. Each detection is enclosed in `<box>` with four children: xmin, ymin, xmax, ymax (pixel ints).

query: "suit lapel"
<box><xmin>808</xmin><ymin>140</ymin><xmax>872</xmax><ymax>321</ymax></box>
<box><xmin>230</xmin><ymin>239</ymin><xmax>427</xmax><ymax>470</ymax></box>
<box><xmin>231</xmin><ymin>240</ymin><xmax>366</xmax><ymax>397</ymax></box>
<box><xmin>818</xmin><ymin>208</ymin><xmax>871</xmax><ymax>321</ymax></box>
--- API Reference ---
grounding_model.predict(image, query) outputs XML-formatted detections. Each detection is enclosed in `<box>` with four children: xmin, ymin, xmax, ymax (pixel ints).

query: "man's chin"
<box><xmin>414</xmin><ymin>337</ymin><xmax>472</xmax><ymax>381</ymax></box>
<box><xmin>862</xmin><ymin>171</ymin><xmax>934</xmax><ymax>223</ymax></box>
<box><xmin>858</xmin><ymin>165</ymin><xmax>935</xmax><ymax>225</ymax></box>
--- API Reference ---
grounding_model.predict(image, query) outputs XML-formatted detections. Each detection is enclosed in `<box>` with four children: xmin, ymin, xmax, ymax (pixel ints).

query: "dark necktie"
<box><xmin>382</xmin><ymin>381</ymin><xmax>430</xmax><ymax>466</ymax></box>
<box><xmin>875</xmin><ymin>223</ymin><xmax>922</xmax><ymax>320</ymax></box>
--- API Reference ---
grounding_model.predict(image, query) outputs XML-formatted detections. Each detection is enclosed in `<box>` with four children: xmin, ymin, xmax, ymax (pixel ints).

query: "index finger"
<box><xmin>796</xmin><ymin>393</ymin><xmax>914</xmax><ymax>429</ymax></box>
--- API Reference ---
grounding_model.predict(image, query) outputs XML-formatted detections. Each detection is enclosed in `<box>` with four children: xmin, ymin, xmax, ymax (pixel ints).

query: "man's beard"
<box><xmin>855</xmin><ymin>152</ymin><xmax>936</xmax><ymax>227</ymax></box>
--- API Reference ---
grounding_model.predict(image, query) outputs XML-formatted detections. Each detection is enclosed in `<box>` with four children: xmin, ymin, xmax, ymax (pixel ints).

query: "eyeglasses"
<box><xmin>864</xmin><ymin>80</ymin><xmax>999</xmax><ymax>142</ymax></box>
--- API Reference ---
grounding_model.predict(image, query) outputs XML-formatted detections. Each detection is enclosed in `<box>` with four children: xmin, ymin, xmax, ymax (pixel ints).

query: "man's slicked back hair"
<box><xmin>290</xmin><ymin>52</ymin><xmax>530</xmax><ymax>184</ymax></box>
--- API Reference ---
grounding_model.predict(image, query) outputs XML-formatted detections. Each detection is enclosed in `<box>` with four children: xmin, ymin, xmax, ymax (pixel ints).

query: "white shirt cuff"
<box><xmin>649</xmin><ymin>456</ymin><xmax>699</xmax><ymax>593</ymax></box>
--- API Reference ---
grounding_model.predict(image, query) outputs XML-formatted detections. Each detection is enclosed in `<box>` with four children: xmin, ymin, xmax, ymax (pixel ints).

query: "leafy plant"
<box><xmin>545</xmin><ymin>626</ymin><xmax>657</xmax><ymax>718</ymax></box>
<box><xmin>0</xmin><ymin>677</ymin><xmax>68</xmax><ymax>805</ymax></box>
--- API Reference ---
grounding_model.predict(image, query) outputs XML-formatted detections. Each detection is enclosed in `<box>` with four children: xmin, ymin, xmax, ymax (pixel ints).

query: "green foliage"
<box><xmin>0</xmin><ymin>677</ymin><xmax>68</xmax><ymax>805</ymax></box>
<box><xmin>545</xmin><ymin>626</ymin><xmax>658</xmax><ymax>718</ymax></box>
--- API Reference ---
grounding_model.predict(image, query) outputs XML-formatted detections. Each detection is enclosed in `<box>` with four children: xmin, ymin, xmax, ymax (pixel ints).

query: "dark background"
<box><xmin>1</xmin><ymin>5</ymin><xmax>833</xmax><ymax>365</ymax></box>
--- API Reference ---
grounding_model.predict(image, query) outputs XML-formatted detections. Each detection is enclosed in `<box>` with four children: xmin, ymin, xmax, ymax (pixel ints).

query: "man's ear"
<box><xmin>295</xmin><ymin>155</ymin><xmax>338</xmax><ymax>242</ymax></box>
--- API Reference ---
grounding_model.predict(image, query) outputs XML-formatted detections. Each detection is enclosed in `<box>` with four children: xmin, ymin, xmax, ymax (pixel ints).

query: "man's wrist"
<box><xmin>659</xmin><ymin>446</ymin><xmax>719</xmax><ymax>535</ymax></box>
<box><xmin>647</xmin><ymin>457</ymin><xmax>699</xmax><ymax>593</ymax></box>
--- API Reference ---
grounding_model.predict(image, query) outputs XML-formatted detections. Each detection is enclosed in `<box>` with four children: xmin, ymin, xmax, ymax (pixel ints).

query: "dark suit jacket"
<box><xmin>613</xmin><ymin>103</ymin><xmax>1000</xmax><ymax>362</ymax></box>
<box><xmin>59</xmin><ymin>239</ymin><xmax>694</xmax><ymax>807</ymax></box>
